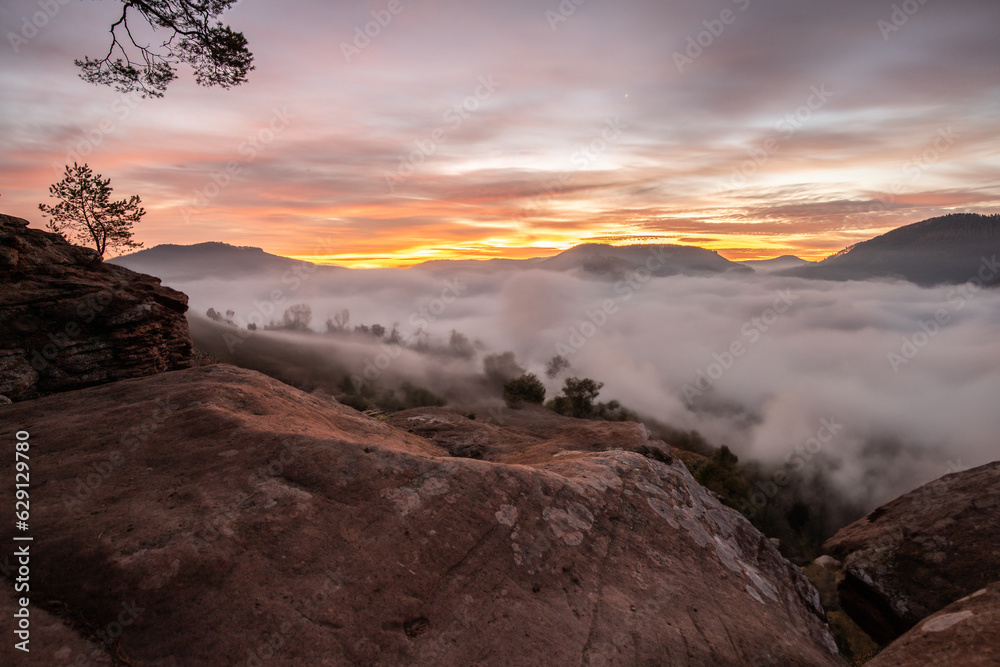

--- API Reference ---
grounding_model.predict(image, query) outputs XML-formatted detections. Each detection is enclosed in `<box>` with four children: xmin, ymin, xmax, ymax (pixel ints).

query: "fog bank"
<box><xmin>167</xmin><ymin>261</ymin><xmax>1000</xmax><ymax>509</ymax></box>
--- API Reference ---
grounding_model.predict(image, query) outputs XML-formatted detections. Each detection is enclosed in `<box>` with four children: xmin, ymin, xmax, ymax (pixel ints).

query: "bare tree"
<box><xmin>325</xmin><ymin>308</ymin><xmax>350</xmax><ymax>333</ymax></box>
<box><xmin>282</xmin><ymin>304</ymin><xmax>312</xmax><ymax>331</ymax></box>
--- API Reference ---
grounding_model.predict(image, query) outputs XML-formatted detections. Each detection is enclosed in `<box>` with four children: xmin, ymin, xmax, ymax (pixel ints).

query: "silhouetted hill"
<box><xmin>110</xmin><ymin>241</ymin><xmax>334</xmax><ymax>281</ymax></box>
<box><xmin>112</xmin><ymin>216</ymin><xmax>999</xmax><ymax>288</ymax></box>
<box><xmin>741</xmin><ymin>255</ymin><xmax>813</xmax><ymax>273</ymax></box>
<box><xmin>541</xmin><ymin>243</ymin><xmax>750</xmax><ymax>276</ymax></box>
<box><xmin>417</xmin><ymin>243</ymin><xmax>750</xmax><ymax>278</ymax></box>
<box><xmin>781</xmin><ymin>213</ymin><xmax>1000</xmax><ymax>286</ymax></box>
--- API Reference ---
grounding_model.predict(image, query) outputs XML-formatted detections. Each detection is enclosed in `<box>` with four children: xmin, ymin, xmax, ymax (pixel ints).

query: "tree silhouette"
<box><xmin>283</xmin><ymin>304</ymin><xmax>313</xmax><ymax>331</ymax></box>
<box><xmin>544</xmin><ymin>355</ymin><xmax>570</xmax><ymax>379</ymax></box>
<box><xmin>76</xmin><ymin>0</ymin><xmax>254</xmax><ymax>98</ymax></box>
<box><xmin>502</xmin><ymin>373</ymin><xmax>546</xmax><ymax>408</ymax></box>
<box><xmin>560</xmin><ymin>377</ymin><xmax>604</xmax><ymax>418</ymax></box>
<box><xmin>39</xmin><ymin>163</ymin><xmax>144</xmax><ymax>257</ymax></box>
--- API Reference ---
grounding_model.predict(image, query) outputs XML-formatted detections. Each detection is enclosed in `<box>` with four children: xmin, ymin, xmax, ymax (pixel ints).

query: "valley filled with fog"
<box><xmin>131</xmin><ymin>249</ymin><xmax>1000</xmax><ymax>513</ymax></box>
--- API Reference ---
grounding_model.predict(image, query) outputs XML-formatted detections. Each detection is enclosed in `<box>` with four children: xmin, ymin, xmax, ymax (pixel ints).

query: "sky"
<box><xmin>2</xmin><ymin>0</ymin><xmax>999</xmax><ymax>267</ymax></box>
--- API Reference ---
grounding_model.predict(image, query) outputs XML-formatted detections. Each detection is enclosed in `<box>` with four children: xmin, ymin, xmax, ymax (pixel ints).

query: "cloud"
<box><xmin>3</xmin><ymin>0</ymin><xmax>999</xmax><ymax>263</ymax></box>
<box><xmin>156</xmin><ymin>257</ymin><xmax>1000</xmax><ymax>511</ymax></box>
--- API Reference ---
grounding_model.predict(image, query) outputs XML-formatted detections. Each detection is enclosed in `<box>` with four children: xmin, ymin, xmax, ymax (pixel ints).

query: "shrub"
<box><xmin>694</xmin><ymin>445</ymin><xmax>750</xmax><ymax>506</ymax></box>
<box><xmin>502</xmin><ymin>373</ymin><xmax>546</xmax><ymax>408</ymax></box>
<box><xmin>399</xmin><ymin>382</ymin><xmax>446</xmax><ymax>408</ymax></box>
<box><xmin>551</xmin><ymin>377</ymin><xmax>603</xmax><ymax>417</ymax></box>
<box><xmin>544</xmin><ymin>355</ymin><xmax>570</xmax><ymax>378</ymax></box>
<box><xmin>447</xmin><ymin>330</ymin><xmax>476</xmax><ymax>359</ymax></box>
<box><xmin>595</xmin><ymin>399</ymin><xmax>639</xmax><ymax>422</ymax></box>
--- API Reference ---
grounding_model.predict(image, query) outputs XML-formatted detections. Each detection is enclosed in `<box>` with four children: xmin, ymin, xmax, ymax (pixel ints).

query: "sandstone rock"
<box><xmin>388</xmin><ymin>404</ymin><xmax>673</xmax><ymax>466</ymax></box>
<box><xmin>825</xmin><ymin>460</ymin><xmax>1000</xmax><ymax>644</ymax></box>
<box><xmin>0</xmin><ymin>365</ymin><xmax>840</xmax><ymax>666</ymax></box>
<box><xmin>803</xmin><ymin>556</ymin><xmax>879</xmax><ymax>663</ymax></box>
<box><xmin>867</xmin><ymin>582</ymin><xmax>1000</xmax><ymax>667</ymax></box>
<box><xmin>0</xmin><ymin>213</ymin><xmax>193</xmax><ymax>401</ymax></box>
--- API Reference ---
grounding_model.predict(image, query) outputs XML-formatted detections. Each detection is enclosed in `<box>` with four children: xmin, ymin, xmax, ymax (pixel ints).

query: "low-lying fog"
<box><xmin>167</xmin><ymin>258</ymin><xmax>1000</xmax><ymax>510</ymax></box>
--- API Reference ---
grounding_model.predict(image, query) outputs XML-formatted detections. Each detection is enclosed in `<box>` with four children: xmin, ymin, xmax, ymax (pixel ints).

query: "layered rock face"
<box><xmin>0</xmin><ymin>364</ymin><xmax>839</xmax><ymax>666</ymax></box>
<box><xmin>825</xmin><ymin>460</ymin><xmax>1000</xmax><ymax>644</ymax></box>
<box><xmin>866</xmin><ymin>582</ymin><xmax>1000</xmax><ymax>667</ymax></box>
<box><xmin>0</xmin><ymin>214</ymin><xmax>193</xmax><ymax>401</ymax></box>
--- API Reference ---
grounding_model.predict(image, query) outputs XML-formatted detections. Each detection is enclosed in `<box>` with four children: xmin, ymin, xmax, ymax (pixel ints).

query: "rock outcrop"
<box><xmin>0</xmin><ymin>364</ymin><xmax>840</xmax><ymax>666</ymax></box>
<box><xmin>0</xmin><ymin>214</ymin><xmax>193</xmax><ymax>401</ymax></box>
<box><xmin>387</xmin><ymin>404</ymin><xmax>673</xmax><ymax>465</ymax></box>
<box><xmin>825</xmin><ymin>461</ymin><xmax>1000</xmax><ymax>644</ymax></box>
<box><xmin>867</xmin><ymin>581</ymin><xmax>1000</xmax><ymax>667</ymax></box>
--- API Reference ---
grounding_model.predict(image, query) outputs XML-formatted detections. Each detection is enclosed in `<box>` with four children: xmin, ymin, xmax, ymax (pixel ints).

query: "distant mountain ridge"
<box><xmin>740</xmin><ymin>255</ymin><xmax>813</xmax><ymax>273</ymax></box>
<box><xmin>540</xmin><ymin>243</ymin><xmax>751</xmax><ymax>277</ymax></box>
<box><xmin>781</xmin><ymin>213</ymin><xmax>1000</xmax><ymax>286</ymax></box>
<box><xmin>110</xmin><ymin>241</ymin><xmax>334</xmax><ymax>280</ymax></box>
<box><xmin>417</xmin><ymin>242</ymin><xmax>751</xmax><ymax>278</ymax></box>
<box><xmin>114</xmin><ymin>213</ymin><xmax>999</xmax><ymax>287</ymax></box>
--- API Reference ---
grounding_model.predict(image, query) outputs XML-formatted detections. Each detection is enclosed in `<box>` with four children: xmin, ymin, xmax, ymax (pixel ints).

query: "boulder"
<box><xmin>0</xmin><ymin>365</ymin><xmax>839</xmax><ymax>666</ymax></box>
<box><xmin>867</xmin><ymin>581</ymin><xmax>1000</xmax><ymax>667</ymax></box>
<box><xmin>0</xmin><ymin>214</ymin><xmax>193</xmax><ymax>401</ymax></box>
<box><xmin>824</xmin><ymin>460</ymin><xmax>1000</xmax><ymax>644</ymax></box>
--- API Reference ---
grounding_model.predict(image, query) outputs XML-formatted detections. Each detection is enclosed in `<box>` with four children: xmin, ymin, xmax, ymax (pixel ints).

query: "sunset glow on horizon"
<box><xmin>2</xmin><ymin>0</ymin><xmax>998</xmax><ymax>269</ymax></box>
<box><xmin>285</xmin><ymin>229</ymin><xmax>848</xmax><ymax>269</ymax></box>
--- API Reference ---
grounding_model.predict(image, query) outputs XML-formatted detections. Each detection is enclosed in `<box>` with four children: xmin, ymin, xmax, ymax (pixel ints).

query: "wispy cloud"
<box><xmin>1</xmin><ymin>0</ymin><xmax>998</xmax><ymax>264</ymax></box>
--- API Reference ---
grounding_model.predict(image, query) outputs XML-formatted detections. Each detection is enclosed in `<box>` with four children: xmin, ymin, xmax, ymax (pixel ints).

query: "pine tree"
<box><xmin>75</xmin><ymin>0</ymin><xmax>254</xmax><ymax>98</ymax></box>
<box><xmin>39</xmin><ymin>163</ymin><xmax>145</xmax><ymax>257</ymax></box>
